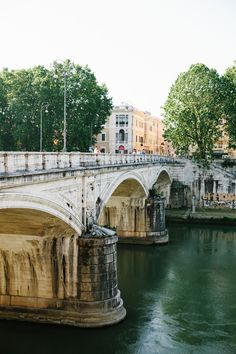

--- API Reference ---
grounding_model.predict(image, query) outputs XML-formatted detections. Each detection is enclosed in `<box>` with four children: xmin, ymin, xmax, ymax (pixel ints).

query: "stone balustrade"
<box><xmin>0</xmin><ymin>152</ymin><xmax>181</xmax><ymax>175</ymax></box>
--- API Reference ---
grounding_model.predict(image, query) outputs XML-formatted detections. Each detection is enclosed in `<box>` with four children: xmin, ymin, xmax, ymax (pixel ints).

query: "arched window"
<box><xmin>119</xmin><ymin>129</ymin><xmax>125</xmax><ymax>142</ymax></box>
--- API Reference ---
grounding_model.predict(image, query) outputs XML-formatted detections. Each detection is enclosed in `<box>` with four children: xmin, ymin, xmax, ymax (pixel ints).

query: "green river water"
<box><xmin>1</xmin><ymin>223</ymin><xmax>236</xmax><ymax>354</ymax></box>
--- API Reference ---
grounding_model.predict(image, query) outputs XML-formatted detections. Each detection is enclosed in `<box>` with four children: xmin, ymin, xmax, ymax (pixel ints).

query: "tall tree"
<box><xmin>224</xmin><ymin>62</ymin><xmax>236</xmax><ymax>148</ymax></box>
<box><xmin>50</xmin><ymin>60</ymin><xmax>112</xmax><ymax>151</ymax></box>
<box><xmin>4</xmin><ymin>68</ymin><xmax>45</xmax><ymax>150</ymax></box>
<box><xmin>0</xmin><ymin>71</ymin><xmax>16</xmax><ymax>150</ymax></box>
<box><xmin>162</xmin><ymin>63</ymin><xmax>230</xmax><ymax>165</ymax></box>
<box><xmin>0</xmin><ymin>60</ymin><xmax>113</xmax><ymax>152</ymax></box>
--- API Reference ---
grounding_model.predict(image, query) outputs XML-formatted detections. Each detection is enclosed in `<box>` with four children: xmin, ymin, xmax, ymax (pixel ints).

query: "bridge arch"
<box><xmin>0</xmin><ymin>192</ymin><xmax>83</xmax><ymax>303</ymax></box>
<box><xmin>0</xmin><ymin>192</ymin><xmax>83</xmax><ymax>236</ymax></box>
<box><xmin>152</xmin><ymin>168</ymin><xmax>172</xmax><ymax>204</ymax></box>
<box><xmin>97</xmin><ymin>167</ymin><xmax>172</xmax><ymax>237</ymax></box>
<box><xmin>97</xmin><ymin>171</ymin><xmax>148</xmax><ymax>220</ymax></box>
<box><xmin>97</xmin><ymin>171</ymin><xmax>149</xmax><ymax>234</ymax></box>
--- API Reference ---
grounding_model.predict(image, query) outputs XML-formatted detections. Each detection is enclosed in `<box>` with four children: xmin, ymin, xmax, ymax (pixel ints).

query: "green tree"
<box><xmin>0</xmin><ymin>60</ymin><xmax>112</xmax><ymax>152</ymax></box>
<box><xmin>0</xmin><ymin>65</ymin><xmax>57</xmax><ymax>151</ymax></box>
<box><xmin>50</xmin><ymin>60</ymin><xmax>112</xmax><ymax>151</ymax></box>
<box><xmin>224</xmin><ymin>62</ymin><xmax>236</xmax><ymax>148</ymax></box>
<box><xmin>162</xmin><ymin>63</ymin><xmax>230</xmax><ymax>165</ymax></box>
<box><xmin>0</xmin><ymin>71</ymin><xmax>16</xmax><ymax>150</ymax></box>
<box><xmin>4</xmin><ymin>68</ymin><xmax>44</xmax><ymax>150</ymax></box>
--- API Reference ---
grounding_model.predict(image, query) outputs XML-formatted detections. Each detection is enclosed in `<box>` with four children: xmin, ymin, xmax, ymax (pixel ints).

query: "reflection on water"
<box><xmin>1</xmin><ymin>224</ymin><xmax>236</xmax><ymax>354</ymax></box>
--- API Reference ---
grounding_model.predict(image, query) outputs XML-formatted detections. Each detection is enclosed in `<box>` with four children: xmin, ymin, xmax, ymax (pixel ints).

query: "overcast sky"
<box><xmin>0</xmin><ymin>0</ymin><xmax>235</xmax><ymax>116</ymax></box>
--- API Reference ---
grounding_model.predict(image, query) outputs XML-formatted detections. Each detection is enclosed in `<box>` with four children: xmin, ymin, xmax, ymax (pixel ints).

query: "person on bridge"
<box><xmin>94</xmin><ymin>146</ymin><xmax>100</xmax><ymax>155</ymax></box>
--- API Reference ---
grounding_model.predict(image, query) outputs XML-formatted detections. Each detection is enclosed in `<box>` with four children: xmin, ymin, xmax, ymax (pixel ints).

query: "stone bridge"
<box><xmin>0</xmin><ymin>152</ymin><xmax>184</xmax><ymax>327</ymax></box>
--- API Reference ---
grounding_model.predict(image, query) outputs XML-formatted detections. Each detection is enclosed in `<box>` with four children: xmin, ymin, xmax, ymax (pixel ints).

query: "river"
<box><xmin>1</xmin><ymin>223</ymin><xmax>236</xmax><ymax>354</ymax></box>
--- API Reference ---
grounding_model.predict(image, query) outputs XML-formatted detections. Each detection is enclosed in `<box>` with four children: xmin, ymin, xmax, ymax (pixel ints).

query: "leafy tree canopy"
<box><xmin>224</xmin><ymin>61</ymin><xmax>236</xmax><ymax>148</ymax></box>
<box><xmin>0</xmin><ymin>60</ymin><xmax>113</xmax><ymax>152</ymax></box>
<box><xmin>162</xmin><ymin>63</ymin><xmax>231</xmax><ymax>166</ymax></box>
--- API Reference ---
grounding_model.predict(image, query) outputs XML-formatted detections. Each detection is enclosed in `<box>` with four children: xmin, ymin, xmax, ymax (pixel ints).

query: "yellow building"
<box><xmin>96</xmin><ymin>105</ymin><xmax>165</xmax><ymax>154</ymax></box>
<box><xmin>212</xmin><ymin>118</ymin><xmax>236</xmax><ymax>159</ymax></box>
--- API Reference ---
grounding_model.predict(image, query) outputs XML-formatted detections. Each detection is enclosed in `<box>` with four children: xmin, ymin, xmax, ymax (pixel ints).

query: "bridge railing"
<box><xmin>0</xmin><ymin>152</ymin><xmax>182</xmax><ymax>175</ymax></box>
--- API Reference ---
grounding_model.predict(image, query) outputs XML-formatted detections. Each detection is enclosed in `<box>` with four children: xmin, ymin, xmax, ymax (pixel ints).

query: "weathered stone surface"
<box><xmin>78</xmin><ymin>270</ymin><xmax>117</xmax><ymax>283</ymax></box>
<box><xmin>0</xmin><ymin>223</ymin><xmax>126</xmax><ymax>327</ymax></box>
<box><xmin>0</xmin><ymin>298</ymin><xmax>126</xmax><ymax>328</ymax></box>
<box><xmin>99</xmin><ymin>196</ymin><xmax>169</xmax><ymax>244</ymax></box>
<box><xmin>77</xmin><ymin>236</ymin><xmax>120</xmax><ymax>302</ymax></box>
<box><xmin>0</xmin><ymin>232</ymin><xmax>79</xmax><ymax>300</ymax></box>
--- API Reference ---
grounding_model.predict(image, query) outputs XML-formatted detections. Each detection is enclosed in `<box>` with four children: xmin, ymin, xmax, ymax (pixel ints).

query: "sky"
<box><xmin>0</xmin><ymin>0</ymin><xmax>235</xmax><ymax>117</ymax></box>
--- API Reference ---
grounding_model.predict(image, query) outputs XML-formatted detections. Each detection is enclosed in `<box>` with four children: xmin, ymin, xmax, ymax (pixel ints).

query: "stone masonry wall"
<box><xmin>77</xmin><ymin>235</ymin><xmax>119</xmax><ymax>303</ymax></box>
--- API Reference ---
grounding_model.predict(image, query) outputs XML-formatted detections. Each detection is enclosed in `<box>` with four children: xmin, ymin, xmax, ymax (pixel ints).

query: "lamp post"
<box><xmin>192</xmin><ymin>168</ymin><xmax>196</xmax><ymax>213</ymax></box>
<box><xmin>53</xmin><ymin>60</ymin><xmax>67</xmax><ymax>152</ymax></box>
<box><xmin>90</xmin><ymin>123</ymin><xmax>93</xmax><ymax>151</ymax></box>
<box><xmin>63</xmin><ymin>69</ymin><xmax>67</xmax><ymax>152</ymax></box>
<box><xmin>40</xmin><ymin>102</ymin><xmax>49</xmax><ymax>152</ymax></box>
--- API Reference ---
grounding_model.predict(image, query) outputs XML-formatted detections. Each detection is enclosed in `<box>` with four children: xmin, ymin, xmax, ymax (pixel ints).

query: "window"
<box><xmin>101</xmin><ymin>133</ymin><xmax>106</xmax><ymax>141</ymax></box>
<box><xmin>115</xmin><ymin>114</ymin><xmax>129</xmax><ymax>127</ymax></box>
<box><xmin>119</xmin><ymin>129</ymin><xmax>125</xmax><ymax>142</ymax></box>
<box><xmin>139</xmin><ymin>136</ymin><xmax>144</xmax><ymax>143</ymax></box>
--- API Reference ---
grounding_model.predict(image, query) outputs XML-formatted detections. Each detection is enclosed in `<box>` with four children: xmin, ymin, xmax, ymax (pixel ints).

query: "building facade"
<box><xmin>211</xmin><ymin>118</ymin><xmax>236</xmax><ymax>159</ymax></box>
<box><xmin>96</xmin><ymin>105</ymin><xmax>166</xmax><ymax>154</ymax></box>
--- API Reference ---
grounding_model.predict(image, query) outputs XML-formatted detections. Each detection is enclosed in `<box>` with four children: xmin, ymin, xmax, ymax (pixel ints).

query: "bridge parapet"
<box><xmin>0</xmin><ymin>152</ymin><xmax>182</xmax><ymax>175</ymax></box>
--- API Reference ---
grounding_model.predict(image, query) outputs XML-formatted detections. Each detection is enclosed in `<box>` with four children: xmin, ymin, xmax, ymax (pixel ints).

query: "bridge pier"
<box><xmin>118</xmin><ymin>195</ymin><xmax>169</xmax><ymax>244</ymax></box>
<box><xmin>0</xmin><ymin>220</ymin><xmax>126</xmax><ymax>327</ymax></box>
<box><xmin>76</xmin><ymin>234</ymin><xmax>126</xmax><ymax>327</ymax></box>
<box><xmin>100</xmin><ymin>195</ymin><xmax>169</xmax><ymax>245</ymax></box>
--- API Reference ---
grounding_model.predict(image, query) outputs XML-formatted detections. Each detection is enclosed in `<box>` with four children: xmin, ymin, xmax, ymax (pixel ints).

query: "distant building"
<box><xmin>211</xmin><ymin>118</ymin><xmax>236</xmax><ymax>159</ymax></box>
<box><xmin>96</xmin><ymin>104</ymin><xmax>167</xmax><ymax>154</ymax></box>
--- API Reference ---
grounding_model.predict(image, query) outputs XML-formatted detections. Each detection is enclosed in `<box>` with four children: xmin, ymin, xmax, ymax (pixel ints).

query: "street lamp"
<box><xmin>90</xmin><ymin>123</ymin><xmax>93</xmax><ymax>151</ymax></box>
<box><xmin>40</xmin><ymin>102</ymin><xmax>49</xmax><ymax>152</ymax></box>
<box><xmin>52</xmin><ymin>60</ymin><xmax>67</xmax><ymax>151</ymax></box>
<box><xmin>192</xmin><ymin>168</ymin><xmax>196</xmax><ymax>213</ymax></box>
<box><xmin>62</xmin><ymin>69</ymin><xmax>67</xmax><ymax>152</ymax></box>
